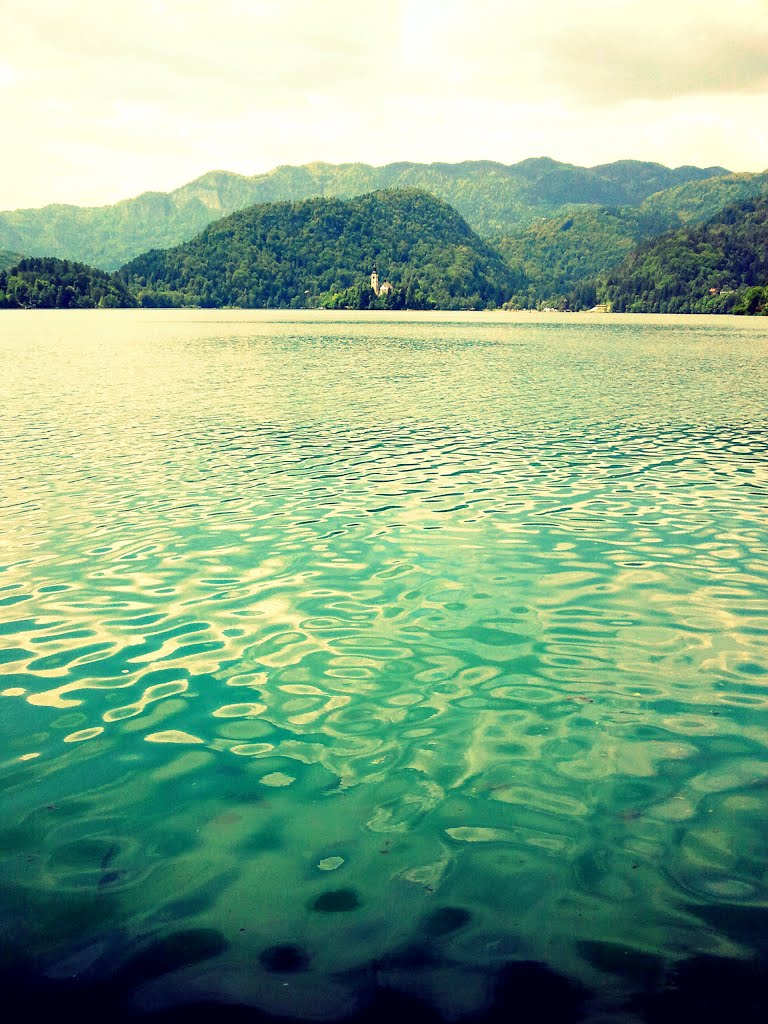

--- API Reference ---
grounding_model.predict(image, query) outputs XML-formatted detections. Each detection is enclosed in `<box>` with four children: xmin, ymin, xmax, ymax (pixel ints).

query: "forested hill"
<box><xmin>0</xmin><ymin>158</ymin><xmax>730</xmax><ymax>271</ymax></box>
<box><xmin>120</xmin><ymin>189</ymin><xmax>519</xmax><ymax>309</ymax></box>
<box><xmin>489</xmin><ymin>170</ymin><xmax>768</xmax><ymax>308</ymax></box>
<box><xmin>495</xmin><ymin>206</ymin><xmax>677</xmax><ymax>309</ymax></box>
<box><xmin>0</xmin><ymin>257</ymin><xmax>135</xmax><ymax>308</ymax></box>
<box><xmin>602</xmin><ymin>197</ymin><xmax>768</xmax><ymax>314</ymax></box>
<box><xmin>638</xmin><ymin>170</ymin><xmax>768</xmax><ymax>225</ymax></box>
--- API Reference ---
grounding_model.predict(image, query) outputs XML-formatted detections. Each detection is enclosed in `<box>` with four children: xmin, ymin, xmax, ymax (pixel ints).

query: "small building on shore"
<box><xmin>371</xmin><ymin>264</ymin><xmax>393</xmax><ymax>297</ymax></box>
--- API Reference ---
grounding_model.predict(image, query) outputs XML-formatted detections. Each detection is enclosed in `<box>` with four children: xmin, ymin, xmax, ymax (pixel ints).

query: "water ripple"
<box><xmin>1</xmin><ymin>311</ymin><xmax>767</xmax><ymax>1018</ymax></box>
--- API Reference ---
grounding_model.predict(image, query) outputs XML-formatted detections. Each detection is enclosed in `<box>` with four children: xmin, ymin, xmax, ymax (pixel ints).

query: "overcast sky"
<box><xmin>2</xmin><ymin>0</ymin><xmax>768</xmax><ymax>210</ymax></box>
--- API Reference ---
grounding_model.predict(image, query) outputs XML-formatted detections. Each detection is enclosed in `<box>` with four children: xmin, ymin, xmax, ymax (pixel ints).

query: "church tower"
<box><xmin>370</xmin><ymin>264</ymin><xmax>380</xmax><ymax>297</ymax></box>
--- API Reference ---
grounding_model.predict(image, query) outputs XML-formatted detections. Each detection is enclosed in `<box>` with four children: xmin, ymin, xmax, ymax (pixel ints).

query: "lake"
<box><xmin>1</xmin><ymin>309</ymin><xmax>767</xmax><ymax>1022</ymax></box>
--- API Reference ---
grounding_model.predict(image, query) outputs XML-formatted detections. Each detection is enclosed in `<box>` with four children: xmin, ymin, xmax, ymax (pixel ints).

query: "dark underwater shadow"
<box><xmin>2</xmin><ymin>934</ymin><xmax>767</xmax><ymax>1024</ymax></box>
<box><xmin>0</xmin><ymin>942</ymin><xmax>588</xmax><ymax>1024</ymax></box>
<box><xmin>630</xmin><ymin>954</ymin><xmax>768</xmax><ymax>1024</ymax></box>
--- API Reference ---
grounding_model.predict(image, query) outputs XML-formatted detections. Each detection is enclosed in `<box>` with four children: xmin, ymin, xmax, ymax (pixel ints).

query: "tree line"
<box><xmin>0</xmin><ymin>257</ymin><xmax>135</xmax><ymax>308</ymax></box>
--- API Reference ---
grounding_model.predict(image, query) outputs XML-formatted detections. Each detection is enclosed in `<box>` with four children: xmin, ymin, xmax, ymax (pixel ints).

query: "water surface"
<box><xmin>1</xmin><ymin>310</ymin><xmax>767</xmax><ymax>1021</ymax></box>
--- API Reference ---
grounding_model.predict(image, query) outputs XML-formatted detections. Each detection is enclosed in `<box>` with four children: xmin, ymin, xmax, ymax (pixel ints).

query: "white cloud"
<box><xmin>1</xmin><ymin>0</ymin><xmax>767</xmax><ymax>209</ymax></box>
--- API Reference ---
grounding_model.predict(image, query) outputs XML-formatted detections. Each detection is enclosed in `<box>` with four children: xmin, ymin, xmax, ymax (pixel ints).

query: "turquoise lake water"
<box><xmin>1</xmin><ymin>310</ymin><xmax>767</xmax><ymax>1022</ymax></box>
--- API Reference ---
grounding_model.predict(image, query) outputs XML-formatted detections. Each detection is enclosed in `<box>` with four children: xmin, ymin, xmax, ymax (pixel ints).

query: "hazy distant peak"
<box><xmin>511</xmin><ymin>156</ymin><xmax>574</xmax><ymax>175</ymax></box>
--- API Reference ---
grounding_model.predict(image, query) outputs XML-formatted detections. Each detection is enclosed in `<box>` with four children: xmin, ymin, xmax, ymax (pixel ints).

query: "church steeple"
<box><xmin>370</xmin><ymin>264</ymin><xmax>380</xmax><ymax>296</ymax></box>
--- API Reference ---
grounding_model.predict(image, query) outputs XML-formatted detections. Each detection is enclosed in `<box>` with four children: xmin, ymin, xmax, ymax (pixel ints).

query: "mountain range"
<box><xmin>0</xmin><ymin>158</ymin><xmax>733</xmax><ymax>271</ymax></box>
<box><xmin>1</xmin><ymin>157</ymin><xmax>767</xmax><ymax>312</ymax></box>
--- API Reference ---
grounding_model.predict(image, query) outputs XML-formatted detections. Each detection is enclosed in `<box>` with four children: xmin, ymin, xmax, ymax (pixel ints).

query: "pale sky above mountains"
<box><xmin>2</xmin><ymin>0</ymin><xmax>768</xmax><ymax>210</ymax></box>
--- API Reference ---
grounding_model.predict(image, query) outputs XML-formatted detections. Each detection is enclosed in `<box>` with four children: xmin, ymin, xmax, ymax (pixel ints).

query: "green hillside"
<box><xmin>120</xmin><ymin>189</ymin><xmax>519</xmax><ymax>309</ymax></box>
<box><xmin>495</xmin><ymin>170</ymin><xmax>768</xmax><ymax>309</ymax></box>
<box><xmin>640</xmin><ymin>171</ymin><xmax>768</xmax><ymax>225</ymax></box>
<box><xmin>0</xmin><ymin>159</ymin><xmax>730</xmax><ymax>271</ymax></box>
<box><xmin>494</xmin><ymin>205</ymin><xmax>678</xmax><ymax>308</ymax></box>
<box><xmin>602</xmin><ymin>197</ymin><xmax>768</xmax><ymax>313</ymax></box>
<box><xmin>0</xmin><ymin>257</ymin><xmax>136</xmax><ymax>308</ymax></box>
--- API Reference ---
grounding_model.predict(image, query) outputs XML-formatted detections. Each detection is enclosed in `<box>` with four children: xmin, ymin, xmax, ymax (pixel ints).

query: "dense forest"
<box><xmin>0</xmin><ymin>257</ymin><xmax>135</xmax><ymax>308</ymax></box>
<box><xmin>600</xmin><ymin>197</ymin><xmax>768</xmax><ymax>313</ymax></box>
<box><xmin>494</xmin><ymin>206</ymin><xmax>677</xmax><ymax>309</ymax></box>
<box><xmin>0</xmin><ymin>158</ymin><xmax>731</xmax><ymax>271</ymax></box>
<box><xmin>120</xmin><ymin>189</ymin><xmax>520</xmax><ymax>310</ymax></box>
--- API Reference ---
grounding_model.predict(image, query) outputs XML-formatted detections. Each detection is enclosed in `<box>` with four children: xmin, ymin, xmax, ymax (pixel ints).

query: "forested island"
<box><xmin>1</xmin><ymin>162</ymin><xmax>767</xmax><ymax>314</ymax></box>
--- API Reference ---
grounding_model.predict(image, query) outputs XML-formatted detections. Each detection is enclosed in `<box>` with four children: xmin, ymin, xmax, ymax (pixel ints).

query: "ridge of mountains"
<box><xmin>0</xmin><ymin>157</ymin><xmax>734</xmax><ymax>272</ymax></box>
<box><xmin>1</xmin><ymin>158</ymin><xmax>767</xmax><ymax>313</ymax></box>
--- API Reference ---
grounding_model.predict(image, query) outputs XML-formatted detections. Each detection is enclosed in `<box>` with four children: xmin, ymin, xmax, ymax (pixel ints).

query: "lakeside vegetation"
<box><xmin>0</xmin><ymin>257</ymin><xmax>135</xmax><ymax>308</ymax></box>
